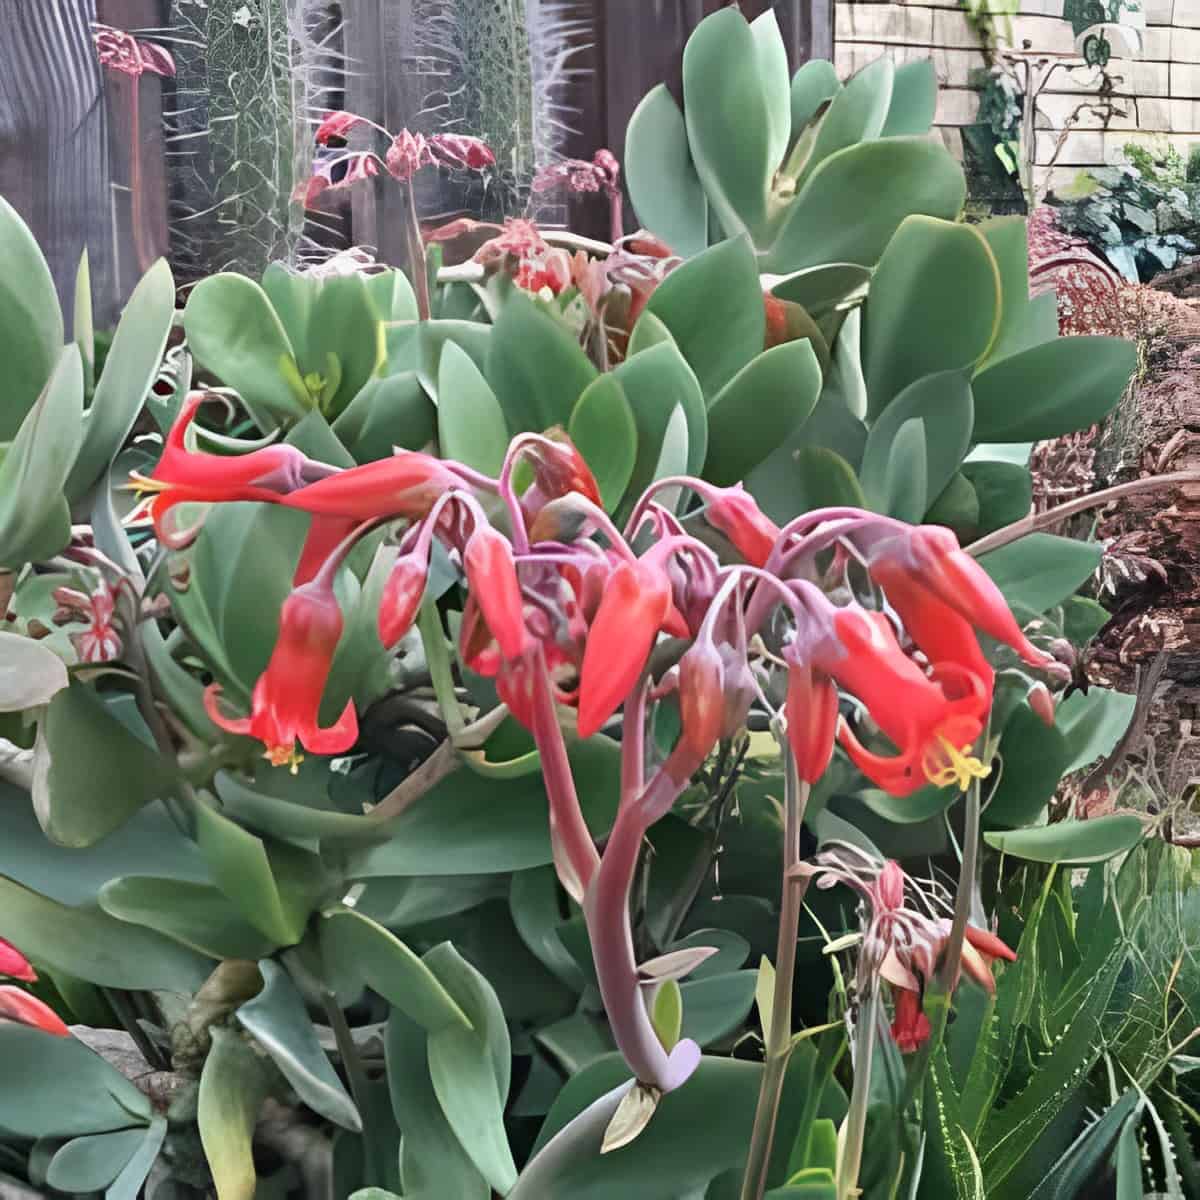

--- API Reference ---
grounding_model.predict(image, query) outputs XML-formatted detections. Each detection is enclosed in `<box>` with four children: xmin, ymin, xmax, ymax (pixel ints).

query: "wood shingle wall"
<box><xmin>835</xmin><ymin>0</ymin><xmax>1200</xmax><ymax>189</ymax></box>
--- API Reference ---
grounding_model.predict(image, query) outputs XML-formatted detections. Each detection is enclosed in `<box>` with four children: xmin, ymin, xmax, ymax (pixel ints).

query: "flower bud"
<box><xmin>378</xmin><ymin>553</ymin><xmax>428</xmax><ymax>648</ymax></box>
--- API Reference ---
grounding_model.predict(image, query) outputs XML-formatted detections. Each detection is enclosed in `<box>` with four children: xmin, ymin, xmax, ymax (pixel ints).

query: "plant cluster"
<box><xmin>1052</xmin><ymin>142</ymin><xmax>1200</xmax><ymax>281</ymax></box>
<box><xmin>0</xmin><ymin>10</ymin><xmax>1192</xmax><ymax>1200</ymax></box>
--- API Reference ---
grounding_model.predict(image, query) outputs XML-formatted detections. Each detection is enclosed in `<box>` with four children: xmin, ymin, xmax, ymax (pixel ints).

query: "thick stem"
<box><xmin>740</xmin><ymin>753</ymin><xmax>811</xmax><ymax>1200</ymax></box>
<box><xmin>621</xmin><ymin>678</ymin><xmax>647</xmax><ymax>810</ymax></box>
<box><xmin>965</xmin><ymin>470</ymin><xmax>1200</xmax><ymax>557</ymax></box>
<box><xmin>320</xmin><ymin>989</ymin><xmax>379</xmax><ymax>1187</ymax></box>
<box><xmin>404</xmin><ymin>183</ymin><xmax>431</xmax><ymax>321</ymax></box>
<box><xmin>837</xmin><ymin>986</ymin><xmax>881</xmax><ymax>1200</ymax></box>
<box><xmin>128</xmin><ymin>77</ymin><xmax>153</xmax><ymax>275</ymax></box>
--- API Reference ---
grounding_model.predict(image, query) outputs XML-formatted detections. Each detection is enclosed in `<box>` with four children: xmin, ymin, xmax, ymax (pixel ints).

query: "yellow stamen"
<box><xmin>923</xmin><ymin>735</ymin><xmax>991</xmax><ymax>792</ymax></box>
<box><xmin>123</xmin><ymin>470</ymin><xmax>169</xmax><ymax>496</ymax></box>
<box><xmin>264</xmin><ymin>744</ymin><xmax>304</xmax><ymax>775</ymax></box>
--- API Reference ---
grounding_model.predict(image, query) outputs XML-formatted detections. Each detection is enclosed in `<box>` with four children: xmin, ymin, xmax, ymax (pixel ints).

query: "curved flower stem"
<box><xmin>322</xmin><ymin>985</ymin><xmax>379</xmax><ymax>1185</ymax></box>
<box><xmin>740</xmin><ymin>749</ymin><xmax>811</xmax><ymax>1200</ymax></box>
<box><xmin>836</xmin><ymin>985</ymin><xmax>881</xmax><ymax>1200</ymax></box>
<box><xmin>965</xmin><ymin>469</ymin><xmax>1200</xmax><ymax>557</ymax></box>
<box><xmin>416</xmin><ymin>601</ymin><xmax>464</xmax><ymax>738</ymax></box>
<box><xmin>404</xmin><ymin>182</ymin><xmax>431</xmax><ymax>321</ymax></box>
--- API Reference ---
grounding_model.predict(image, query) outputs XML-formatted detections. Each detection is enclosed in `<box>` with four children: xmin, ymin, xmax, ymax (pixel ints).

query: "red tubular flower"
<box><xmin>204</xmin><ymin>573</ymin><xmax>357</xmax><ymax>771</ymax></box>
<box><xmin>890</xmin><ymin>986</ymin><xmax>930</xmax><ymax>1054</ymax></box>
<box><xmin>282</xmin><ymin>454</ymin><xmax>465</xmax><ymax>522</ymax></box>
<box><xmin>674</xmin><ymin>638</ymin><xmax>725</xmax><ymax>773</ymax></box>
<box><xmin>703</xmin><ymin>485</ymin><xmax>780</xmax><ymax>567</ymax></box>
<box><xmin>427</xmin><ymin>133</ymin><xmax>496</xmax><ymax>171</ymax></box>
<box><xmin>817</xmin><ymin>607</ymin><xmax>991</xmax><ymax>796</ymax></box>
<box><xmin>135</xmin><ymin>394</ymin><xmax>331</xmax><ymax>546</ymax></box>
<box><xmin>785</xmin><ymin>663</ymin><xmax>839</xmax><ymax>784</ymax></box>
<box><xmin>463</xmin><ymin>524</ymin><xmax>529</xmax><ymax>662</ymax></box>
<box><xmin>378</xmin><ymin>552</ymin><xmax>429</xmax><ymax>649</ymax></box>
<box><xmin>0</xmin><ymin>986</ymin><xmax>69</xmax><ymax>1037</ymax></box>
<box><xmin>577</xmin><ymin>560</ymin><xmax>672</xmax><ymax>738</ymax></box>
<box><xmin>519</xmin><ymin>430</ymin><xmax>603</xmax><ymax>528</ymax></box>
<box><xmin>869</xmin><ymin>526</ymin><xmax>1052</xmax><ymax>669</ymax></box>
<box><xmin>0</xmin><ymin>939</ymin><xmax>36</xmax><ymax>984</ymax></box>
<box><xmin>315</xmin><ymin>110</ymin><xmax>365</xmax><ymax>144</ymax></box>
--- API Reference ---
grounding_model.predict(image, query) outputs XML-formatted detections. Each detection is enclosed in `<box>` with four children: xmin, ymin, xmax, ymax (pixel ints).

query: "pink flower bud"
<box><xmin>1027</xmin><ymin>681</ymin><xmax>1056</xmax><ymax>728</ymax></box>
<box><xmin>385</xmin><ymin>130</ymin><xmax>431</xmax><ymax>182</ymax></box>
<box><xmin>378</xmin><ymin>553</ymin><xmax>429</xmax><ymax>649</ymax></box>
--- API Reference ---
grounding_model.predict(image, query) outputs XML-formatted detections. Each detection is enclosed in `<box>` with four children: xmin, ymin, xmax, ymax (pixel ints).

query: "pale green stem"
<box><xmin>417</xmin><ymin>601</ymin><xmax>465</xmax><ymax>738</ymax></box>
<box><xmin>837</xmin><ymin>985</ymin><xmax>881</xmax><ymax>1200</ymax></box>
<box><xmin>740</xmin><ymin>750</ymin><xmax>810</xmax><ymax>1200</ymax></box>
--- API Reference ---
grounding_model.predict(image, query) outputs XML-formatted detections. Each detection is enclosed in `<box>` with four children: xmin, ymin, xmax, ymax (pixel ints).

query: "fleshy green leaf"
<box><xmin>237</xmin><ymin>959</ymin><xmax>361</xmax><ymax>1131</ymax></box>
<box><xmin>385</xmin><ymin>1009</ymin><xmax>490</xmax><ymax>1199</ymax></box>
<box><xmin>682</xmin><ymin>8</ymin><xmax>774</xmax><ymax>238</ymax></box>
<box><xmin>978</xmin><ymin>534</ymin><xmax>1101</xmax><ymax>612</ymax></box>
<box><xmin>983</xmin><ymin>704</ymin><xmax>1070</xmax><ymax>830</ymax></box>
<box><xmin>625</xmin><ymin>85</ymin><xmax>709</xmax><ymax>258</ymax></box>
<box><xmin>764</xmin><ymin>138</ymin><xmax>966</xmax><ymax>273</ymax></box>
<box><xmin>341</xmin><ymin>737</ymin><xmax>621</xmax><ymax>878</ymax></box>
<box><xmin>871</xmin><ymin>416</ymin><xmax>927</xmax><ymax>524</ymax></box>
<box><xmin>864</xmin><ymin>217</ymin><xmax>1000</xmax><ymax>416</ymax></box>
<box><xmin>568</xmin><ymin>374</ymin><xmax>638</xmax><ymax>511</ymax></box>
<box><xmin>319</xmin><ymin>908</ymin><xmax>471</xmax><ymax>1032</ymax></box>
<box><xmin>46</xmin><ymin>1129</ymin><xmax>146</xmax><ymax>1194</ymax></box>
<box><xmin>750</xmin><ymin>11</ymin><xmax>792</xmax><ymax>171</ymax></box>
<box><xmin>790</xmin><ymin>60</ymin><xmax>842</xmax><ymax>134</ymax></box>
<box><xmin>0</xmin><ymin>194</ymin><xmax>63</xmax><ymax>439</ymax></box>
<box><xmin>679</xmin><ymin>971</ymin><xmax>757</xmax><ymax>1047</ymax></box>
<box><xmin>769</xmin><ymin>263</ymin><xmax>871</xmax><ymax>314</ymax></box>
<box><xmin>0</xmin><ymin>873</ymin><xmax>211</xmax><ymax>991</ymax></box>
<box><xmin>32</xmin><ymin>682</ymin><xmax>177</xmax><ymax>848</ymax></box>
<box><xmin>437</xmin><ymin>340</ymin><xmax>509</xmax><ymax>475</ymax></box>
<box><xmin>860</xmin><ymin>369</ymin><xmax>974</xmax><ymax>519</ymax></box>
<box><xmin>198</xmin><ymin>1027</ymin><xmax>269</xmax><ymax>1200</ymax></box>
<box><xmin>487</xmin><ymin>292</ymin><xmax>597</xmax><ymax>433</ymax></box>
<box><xmin>98</xmin><ymin>876</ymin><xmax>277</xmax><ymax>960</ymax></box>
<box><xmin>0</xmin><ymin>1024</ymin><xmax>152</xmax><ymax>1137</ymax></box>
<box><xmin>644</xmin><ymin>235</ymin><xmax>764</xmax><ymax>399</ymax></box>
<box><xmin>962</xmin><ymin>460</ymin><xmax>1033</xmax><ymax>537</ymax></box>
<box><xmin>0</xmin><ymin>632</ymin><xmax>68</xmax><ymax>711</ymax></box>
<box><xmin>424</xmin><ymin>942</ymin><xmax>517</xmax><ymax>1193</ymax></box>
<box><xmin>972</xmin><ymin>338</ymin><xmax>1136</xmax><ymax>441</ymax></box>
<box><xmin>797</xmin><ymin>57</ymin><xmax>893</xmax><ymax>188</ymax></box>
<box><xmin>704</xmin><ymin>340</ymin><xmax>822</xmax><ymax>486</ymax></box>
<box><xmin>983</xmin><ymin>815</ymin><xmax>1144</xmax><ymax>864</ymax></box>
<box><xmin>1056</xmin><ymin>688</ymin><xmax>1137</xmax><ymax>775</ymax></box>
<box><xmin>66</xmin><ymin>258</ymin><xmax>175</xmax><ymax>498</ymax></box>
<box><xmin>105</xmin><ymin>1116</ymin><xmax>168</xmax><ymax>1200</ymax></box>
<box><xmin>0</xmin><ymin>345</ymin><xmax>84</xmax><ymax>568</ymax></box>
<box><xmin>749</xmin><ymin>444</ymin><xmax>866</xmax><ymax>524</ymax></box>
<box><xmin>333</xmin><ymin>371</ymin><xmax>437</xmax><ymax>462</ymax></box>
<box><xmin>183</xmin><ymin>273</ymin><xmax>308</xmax><ymax>424</ymax></box>
<box><xmin>881</xmin><ymin>59</ymin><xmax>937</xmax><ymax>136</ymax></box>
<box><xmin>194</xmin><ymin>800</ymin><xmax>324</xmax><ymax>946</ymax></box>
<box><xmin>307</xmin><ymin>275</ymin><xmax>382</xmax><ymax>416</ymax></box>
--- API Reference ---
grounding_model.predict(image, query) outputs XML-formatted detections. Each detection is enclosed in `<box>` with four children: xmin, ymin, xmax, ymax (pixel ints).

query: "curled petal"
<box><xmin>315</xmin><ymin>110</ymin><xmax>365</xmax><ymax>144</ymax></box>
<box><xmin>427</xmin><ymin>133</ymin><xmax>496</xmax><ymax>171</ymax></box>
<box><xmin>464</xmin><ymin>525</ymin><xmax>529</xmax><ymax>662</ymax></box>
<box><xmin>0</xmin><ymin>939</ymin><xmax>36</xmax><ymax>983</ymax></box>
<box><xmin>0</xmin><ymin>986</ymin><xmax>69</xmax><ymax>1037</ymax></box>
<box><xmin>964</xmin><ymin>923</ymin><xmax>1017</xmax><ymax>964</ymax></box>
<box><xmin>890</xmin><ymin>986</ymin><xmax>929</xmax><ymax>1053</ymax></box>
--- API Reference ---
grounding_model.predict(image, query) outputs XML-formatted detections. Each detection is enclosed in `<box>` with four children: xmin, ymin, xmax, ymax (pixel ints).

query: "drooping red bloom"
<box><xmin>427</xmin><ymin>133</ymin><xmax>496</xmax><ymax>172</ymax></box>
<box><xmin>378</xmin><ymin>552</ymin><xmax>429</xmax><ymax>649</ymax></box>
<box><xmin>315</xmin><ymin>110</ymin><xmax>364</xmax><ymax>145</ymax></box>
<box><xmin>815</xmin><ymin>607</ymin><xmax>991</xmax><ymax>796</ymax></box>
<box><xmin>0</xmin><ymin>987</ymin><xmax>69</xmax><ymax>1037</ymax></box>
<box><xmin>784</xmin><ymin>663</ymin><xmax>838</xmax><ymax>784</ymax></box>
<box><xmin>868</xmin><ymin>526</ymin><xmax>1053</xmax><ymax>670</ymax></box>
<box><xmin>0</xmin><ymin>939</ymin><xmax>37</xmax><ymax>984</ymax></box>
<box><xmin>282</xmin><ymin>454</ymin><xmax>466</xmax><ymax>523</ymax></box>
<box><xmin>204</xmin><ymin>572</ymin><xmax>357</xmax><ymax>771</ymax></box>
<box><xmin>577</xmin><ymin>559</ymin><xmax>672</xmax><ymax>738</ymax></box>
<box><xmin>703</xmin><ymin>485</ymin><xmax>780</xmax><ymax>567</ymax></box>
<box><xmin>890</xmin><ymin>985</ymin><xmax>930</xmax><ymax>1053</ymax></box>
<box><xmin>93</xmin><ymin>24</ymin><xmax>175</xmax><ymax>78</ymax></box>
<box><xmin>463</xmin><ymin>524</ymin><xmax>529</xmax><ymax>663</ymax></box>
<box><xmin>518</xmin><ymin>430</ymin><xmax>603</xmax><ymax>528</ymax></box>
<box><xmin>385</xmin><ymin>129</ymin><xmax>431</xmax><ymax>181</ymax></box>
<box><xmin>134</xmin><ymin>394</ymin><xmax>332</xmax><ymax>547</ymax></box>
